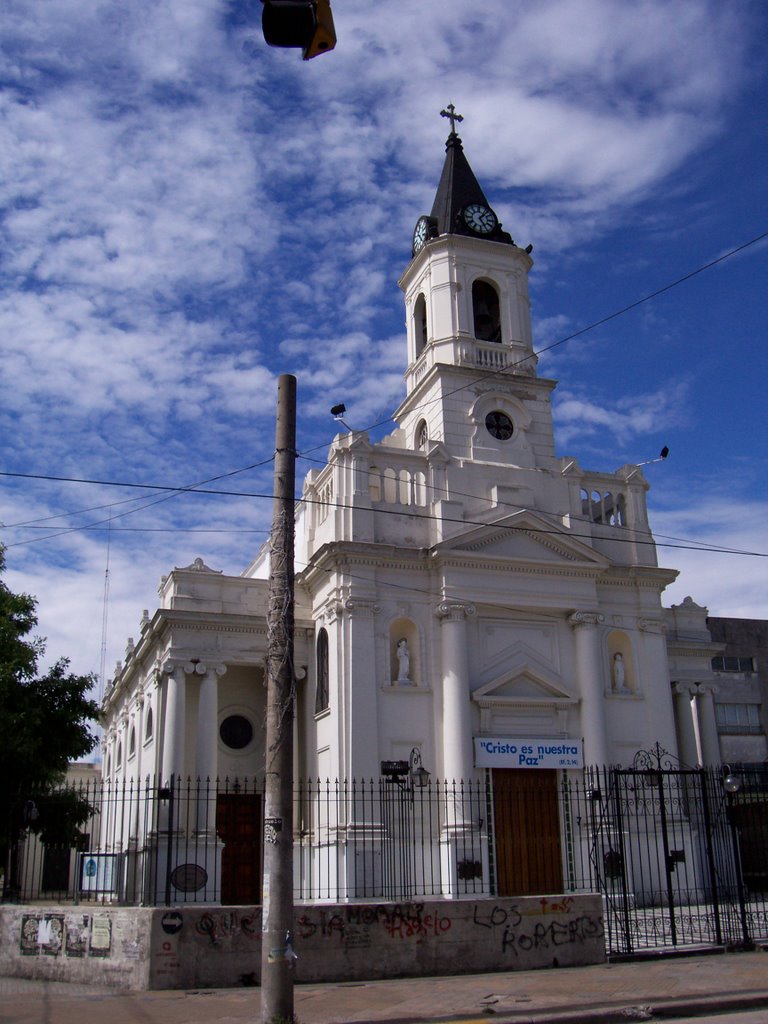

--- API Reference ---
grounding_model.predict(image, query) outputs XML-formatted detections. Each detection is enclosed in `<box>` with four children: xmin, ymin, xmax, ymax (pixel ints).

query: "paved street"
<box><xmin>2</xmin><ymin>949</ymin><xmax>768</xmax><ymax>1024</ymax></box>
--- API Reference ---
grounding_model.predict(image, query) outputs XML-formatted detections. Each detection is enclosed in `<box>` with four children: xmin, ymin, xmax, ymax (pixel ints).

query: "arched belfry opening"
<box><xmin>414</xmin><ymin>293</ymin><xmax>428</xmax><ymax>356</ymax></box>
<box><xmin>472</xmin><ymin>280</ymin><xmax>501</xmax><ymax>342</ymax></box>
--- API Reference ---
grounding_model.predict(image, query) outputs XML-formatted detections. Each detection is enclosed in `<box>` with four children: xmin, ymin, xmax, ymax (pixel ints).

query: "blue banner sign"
<box><xmin>474</xmin><ymin>737</ymin><xmax>583</xmax><ymax>769</ymax></box>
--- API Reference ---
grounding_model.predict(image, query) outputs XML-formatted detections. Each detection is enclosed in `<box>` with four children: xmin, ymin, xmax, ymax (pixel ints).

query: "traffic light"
<box><xmin>261</xmin><ymin>0</ymin><xmax>337</xmax><ymax>61</ymax></box>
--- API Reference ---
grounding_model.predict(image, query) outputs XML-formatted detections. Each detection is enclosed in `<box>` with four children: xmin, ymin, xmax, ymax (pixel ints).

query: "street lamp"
<box><xmin>409</xmin><ymin>747</ymin><xmax>431</xmax><ymax>790</ymax></box>
<box><xmin>723</xmin><ymin>772</ymin><xmax>740</xmax><ymax>795</ymax></box>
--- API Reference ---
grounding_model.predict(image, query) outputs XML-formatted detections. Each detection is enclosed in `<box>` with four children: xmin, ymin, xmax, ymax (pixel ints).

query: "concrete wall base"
<box><xmin>0</xmin><ymin>894</ymin><xmax>605</xmax><ymax>990</ymax></box>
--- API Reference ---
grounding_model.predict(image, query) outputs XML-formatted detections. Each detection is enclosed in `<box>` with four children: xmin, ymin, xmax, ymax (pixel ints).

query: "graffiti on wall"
<box><xmin>193</xmin><ymin>909</ymin><xmax>259</xmax><ymax>945</ymax></box>
<box><xmin>289</xmin><ymin>899</ymin><xmax>602</xmax><ymax>959</ymax></box>
<box><xmin>473</xmin><ymin>901</ymin><xmax>604</xmax><ymax>956</ymax></box>
<box><xmin>295</xmin><ymin>902</ymin><xmax>452</xmax><ymax>950</ymax></box>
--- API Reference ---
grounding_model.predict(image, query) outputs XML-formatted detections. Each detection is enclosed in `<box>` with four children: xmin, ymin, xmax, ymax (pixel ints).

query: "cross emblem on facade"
<box><xmin>440</xmin><ymin>103</ymin><xmax>463</xmax><ymax>134</ymax></box>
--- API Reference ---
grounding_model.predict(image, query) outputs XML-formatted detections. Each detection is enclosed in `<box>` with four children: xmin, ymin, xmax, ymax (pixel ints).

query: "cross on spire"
<box><xmin>440</xmin><ymin>103</ymin><xmax>463</xmax><ymax>135</ymax></box>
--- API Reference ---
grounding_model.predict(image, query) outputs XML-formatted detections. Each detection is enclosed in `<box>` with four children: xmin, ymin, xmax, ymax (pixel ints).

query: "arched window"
<box><xmin>472</xmin><ymin>280</ymin><xmax>501</xmax><ymax>342</ymax></box>
<box><xmin>414</xmin><ymin>471</ymin><xmax>427</xmax><ymax>506</ymax></box>
<box><xmin>416</xmin><ymin>420</ymin><xmax>428</xmax><ymax>450</ymax></box>
<box><xmin>145</xmin><ymin>706</ymin><xmax>153</xmax><ymax>741</ymax></box>
<box><xmin>128</xmin><ymin>727</ymin><xmax>136</xmax><ymax>759</ymax></box>
<box><xmin>116</xmin><ymin>742</ymin><xmax>123</xmax><ymax>770</ymax></box>
<box><xmin>581</xmin><ymin>488</ymin><xmax>591</xmax><ymax>518</ymax></box>
<box><xmin>383</xmin><ymin>467</ymin><xmax>398</xmax><ymax>503</ymax></box>
<box><xmin>368</xmin><ymin>467</ymin><xmax>382</xmax><ymax>502</ymax></box>
<box><xmin>315</xmin><ymin>628</ymin><xmax>329</xmax><ymax>714</ymax></box>
<box><xmin>398</xmin><ymin>468</ymin><xmax>410</xmax><ymax>504</ymax></box>
<box><xmin>591</xmin><ymin>490</ymin><xmax>603</xmax><ymax>523</ymax></box>
<box><xmin>414</xmin><ymin>294</ymin><xmax>428</xmax><ymax>355</ymax></box>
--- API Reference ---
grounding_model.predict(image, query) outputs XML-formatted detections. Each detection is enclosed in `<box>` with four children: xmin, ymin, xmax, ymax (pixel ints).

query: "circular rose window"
<box><xmin>219</xmin><ymin>714</ymin><xmax>254</xmax><ymax>750</ymax></box>
<box><xmin>485</xmin><ymin>410</ymin><xmax>514</xmax><ymax>440</ymax></box>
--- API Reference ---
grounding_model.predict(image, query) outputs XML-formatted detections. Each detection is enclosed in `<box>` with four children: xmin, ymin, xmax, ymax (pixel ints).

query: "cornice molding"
<box><xmin>474</xmin><ymin>695</ymin><xmax>577</xmax><ymax>710</ymax></box>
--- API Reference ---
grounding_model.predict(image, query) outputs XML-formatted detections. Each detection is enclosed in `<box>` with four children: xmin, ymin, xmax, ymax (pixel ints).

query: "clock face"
<box><xmin>463</xmin><ymin>203</ymin><xmax>497</xmax><ymax>235</ymax></box>
<box><xmin>412</xmin><ymin>216</ymin><xmax>430</xmax><ymax>255</ymax></box>
<box><xmin>485</xmin><ymin>410</ymin><xmax>514</xmax><ymax>440</ymax></box>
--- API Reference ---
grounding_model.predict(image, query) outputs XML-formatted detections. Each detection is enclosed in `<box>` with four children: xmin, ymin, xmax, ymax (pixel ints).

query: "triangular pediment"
<box><xmin>437</xmin><ymin>509</ymin><xmax>608</xmax><ymax>567</ymax></box>
<box><xmin>472</xmin><ymin>651</ymin><xmax>575</xmax><ymax>707</ymax></box>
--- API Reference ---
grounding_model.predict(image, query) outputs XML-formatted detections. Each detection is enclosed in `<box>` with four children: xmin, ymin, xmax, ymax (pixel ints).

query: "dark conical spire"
<box><xmin>427</xmin><ymin>107</ymin><xmax>513</xmax><ymax>245</ymax></box>
<box><xmin>430</xmin><ymin>132</ymin><xmax>493</xmax><ymax>233</ymax></box>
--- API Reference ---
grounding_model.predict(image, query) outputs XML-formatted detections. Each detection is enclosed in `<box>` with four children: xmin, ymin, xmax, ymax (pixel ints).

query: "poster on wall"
<box><xmin>474</xmin><ymin>737</ymin><xmax>583</xmax><ymax>769</ymax></box>
<box><xmin>89</xmin><ymin>914</ymin><xmax>112</xmax><ymax>957</ymax></box>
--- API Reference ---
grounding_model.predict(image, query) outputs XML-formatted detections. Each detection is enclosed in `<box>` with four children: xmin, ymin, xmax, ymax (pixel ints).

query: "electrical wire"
<box><xmin>296</xmin><ymin>450</ymin><xmax>762</xmax><ymax>558</ymax></box>
<box><xmin>2</xmin><ymin>230</ymin><xmax>767</xmax><ymax>554</ymax></box>
<box><xmin>1</xmin><ymin>467</ymin><xmax>766</xmax><ymax>558</ymax></box>
<box><xmin>295</xmin><ymin>228</ymin><xmax>768</xmax><ymax>456</ymax></box>
<box><xmin>0</xmin><ymin>455</ymin><xmax>275</xmax><ymax>548</ymax></box>
<box><xmin>1</xmin><ymin>456</ymin><xmax>276</xmax><ymax>531</ymax></box>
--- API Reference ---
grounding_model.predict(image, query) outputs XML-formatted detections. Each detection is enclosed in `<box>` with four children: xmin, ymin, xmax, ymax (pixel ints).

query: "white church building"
<box><xmin>99</xmin><ymin>119</ymin><xmax>727</xmax><ymax>907</ymax></box>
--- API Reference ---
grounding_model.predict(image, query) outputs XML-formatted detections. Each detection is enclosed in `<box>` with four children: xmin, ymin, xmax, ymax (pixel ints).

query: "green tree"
<box><xmin>0</xmin><ymin>546</ymin><xmax>100</xmax><ymax>895</ymax></box>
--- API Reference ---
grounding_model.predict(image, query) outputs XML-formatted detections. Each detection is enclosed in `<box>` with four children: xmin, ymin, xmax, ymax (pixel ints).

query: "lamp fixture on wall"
<box><xmin>381</xmin><ymin>747</ymin><xmax>431</xmax><ymax>794</ymax></box>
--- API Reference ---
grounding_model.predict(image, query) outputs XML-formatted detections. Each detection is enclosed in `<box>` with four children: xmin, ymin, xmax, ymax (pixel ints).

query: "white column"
<box><xmin>130</xmin><ymin>692</ymin><xmax>145</xmax><ymax>815</ymax></box>
<box><xmin>672</xmin><ymin>682</ymin><xmax>699</xmax><ymax>768</ymax></box>
<box><xmin>569</xmin><ymin>611</ymin><xmax>609</xmax><ymax>768</ymax></box>
<box><xmin>118</xmin><ymin>710</ymin><xmax>130</xmax><ymax>776</ymax></box>
<box><xmin>149</xmin><ymin>670</ymin><xmax>162</xmax><ymax>781</ymax></box>
<box><xmin>161</xmin><ymin>661</ymin><xmax>188</xmax><ymax>785</ymax></box>
<box><xmin>638</xmin><ymin>618</ymin><xmax>679</xmax><ymax>757</ymax></box>
<box><xmin>695</xmin><ymin>682</ymin><xmax>721</xmax><ymax>766</ymax></box>
<box><xmin>125</xmin><ymin>691</ymin><xmax>145</xmax><ymax>901</ymax></box>
<box><xmin>342</xmin><ymin>598</ymin><xmax>381</xmax><ymax>781</ymax></box>
<box><xmin>106</xmin><ymin>727</ymin><xmax>116</xmax><ymax>777</ymax></box>
<box><xmin>437</xmin><ymin>601</ymin><xmax>476</xmax><ymax>783</ymax></box>
<box><xmin>195</xmin><ymin>664</ymin><xmax>226</xmax><ymax>833</ymax></box>
<box><xmin>133</xmin><ymin>692</ymin><xmax>145</xmax><ymax>784</ymax></box>
<box><xmin>195</xmin><ymin>664</ymin><xmax>223</xmax><ymax>783</ymax></box>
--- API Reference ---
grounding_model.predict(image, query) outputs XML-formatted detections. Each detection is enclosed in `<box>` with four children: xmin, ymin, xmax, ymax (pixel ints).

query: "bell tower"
<box><xmin>395</xmin><ymin>109</ymin><xmax>556</xmax><ymax>470</ymax></box>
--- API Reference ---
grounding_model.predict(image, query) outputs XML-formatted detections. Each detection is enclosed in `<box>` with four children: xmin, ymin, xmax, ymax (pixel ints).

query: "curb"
<box><xmin>340</xmin><ymin>989</ymin><xmax>768</xmax><ymax>1024</ymax></box>
<box><xmin>484</xmin><ymin>991</ymin><xmax>768</xmax><ymax>1024</ymax></box>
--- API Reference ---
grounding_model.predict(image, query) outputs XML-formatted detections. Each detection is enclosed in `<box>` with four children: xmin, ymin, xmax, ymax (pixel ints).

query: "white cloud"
<box><xmin>653</xmin><ymin>497</ymin><xmax>768</xmax><ymax>619</ymax></box>
<box><xmin>0</xmin><ymin>0</ymin><xmax>765</xmax><ymax>682</ymax></box>
<box><xmin>554</xmin><ymin>380</ymin><xmax>690</xmax><ymax>450</ymax></box>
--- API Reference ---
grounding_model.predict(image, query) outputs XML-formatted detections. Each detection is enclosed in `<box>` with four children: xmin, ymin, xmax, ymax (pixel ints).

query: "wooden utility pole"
<box><xmin>261</xmin><ymin>374</ymin><xmax>297</xmax><ymax>1024</ymax></box>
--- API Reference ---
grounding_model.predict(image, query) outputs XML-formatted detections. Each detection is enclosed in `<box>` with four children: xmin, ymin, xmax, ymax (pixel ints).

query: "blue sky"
<box><xmin>1</xmin><ymin>0</ymin><xmax>767</xmax><ymax>687</ymax></box>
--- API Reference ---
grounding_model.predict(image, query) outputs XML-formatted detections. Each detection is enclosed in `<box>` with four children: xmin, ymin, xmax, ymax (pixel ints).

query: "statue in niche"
<box><xmin>612</xmin><ymin>652</ymin><xmax>629</xmax><ymax>694</ymax></box>
<box><xmin>395</xmin><ymin>638</ymin><xmax>412</xmax><ymax>685</ymax></box>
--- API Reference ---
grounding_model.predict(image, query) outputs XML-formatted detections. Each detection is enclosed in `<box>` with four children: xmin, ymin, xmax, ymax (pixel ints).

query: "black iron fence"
<box><xmin>566</xmin><ymin>758</ymin><xmax>768</xmax><ymax>953</ymax></box>
<box><xmin>3</xmin><ymin>761</ymin><xmax>767</xmax><ymax>955</ymax></box>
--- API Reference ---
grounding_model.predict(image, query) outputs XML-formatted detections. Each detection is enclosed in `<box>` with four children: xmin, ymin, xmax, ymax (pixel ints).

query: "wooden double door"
<box><xmin>216</xmin><ymin>794</ymin><xmax>263</xmax><ymax>905</ymax></box>
<box><xmin>492</xmin><ymin>768</ymin><xmax>563</xmax><ymax>896</ymax></box>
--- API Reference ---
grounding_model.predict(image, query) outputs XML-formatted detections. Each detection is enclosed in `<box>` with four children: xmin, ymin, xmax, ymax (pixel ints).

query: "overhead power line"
<box><xmin>1</xmin><ymin>468</ymin><xmax>766</xmax><ymax>559</ymax></box>
<box><xmin>2</xmin><ymin>227</ymin><xmax>764</xmax><ymax>529</ymax></box>
<box><xmin>297</xmin><ymin>228</ymin><xmax>768</xmax><ymax>455</ymax></box>
<box><xmin>2</xmin><ymin>230</ymin><xmax>766</xmax><ymax>554</ymax></box>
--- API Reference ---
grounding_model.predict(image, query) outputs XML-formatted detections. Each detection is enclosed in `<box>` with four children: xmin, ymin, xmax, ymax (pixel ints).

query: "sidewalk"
<box><xmin>2</xmin><ymin>949</ymin><xmax>768</xmax><ymax>1024</ymax></box>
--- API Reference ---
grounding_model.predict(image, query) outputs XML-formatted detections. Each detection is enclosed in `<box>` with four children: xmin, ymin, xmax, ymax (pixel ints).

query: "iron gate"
<box><xmin>572</xmin><ymin>749</ymin><xmax>768</xmax><ymax>954</ymax></box>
